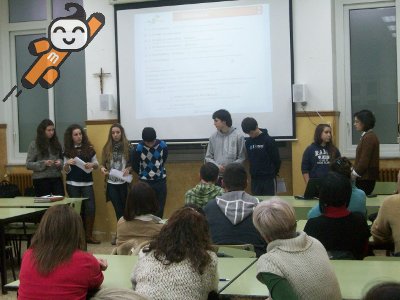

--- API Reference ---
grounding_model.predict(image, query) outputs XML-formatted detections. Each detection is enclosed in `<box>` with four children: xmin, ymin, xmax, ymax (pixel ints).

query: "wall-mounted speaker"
<box><xmin>292</xmin><ymin>84</ymin><xmax>307</xmax><ymax>103</ymax></box>
<box><xmin>100</xmin><ymin>94</ymin><xmax>114</xmax><ymax>111</ymax></box>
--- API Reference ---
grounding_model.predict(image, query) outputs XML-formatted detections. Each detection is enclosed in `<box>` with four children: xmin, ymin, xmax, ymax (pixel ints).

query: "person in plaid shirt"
<box><xmin>185</xmin><ymin>162</ymin><xmax>224</xmax><ymax>207</ymax></box>
<box><xmin>132</xmin><ymin>127</ymin><xmax>168</xmax><ymax>217</ymax></box>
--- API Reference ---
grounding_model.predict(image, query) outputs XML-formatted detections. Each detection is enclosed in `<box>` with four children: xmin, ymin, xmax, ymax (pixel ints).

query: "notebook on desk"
<box><xmin>34</xmin><ymin>195</ymin><xmax>64</xmax><ymax>203</ymax></box>
<box><xmin>295</xmin><ymin>178</ymin><xmax>321</xmax><ymax>200</ymax></box>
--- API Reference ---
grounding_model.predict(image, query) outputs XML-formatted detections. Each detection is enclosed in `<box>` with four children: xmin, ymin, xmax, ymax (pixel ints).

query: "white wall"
<box><xmin>84</xmin><ymin>0</ymin><xmax>119</xmax><ymax>120</ymax></box>
<box><xmin>292</xmin><ymin>0</ymin><xmax>335</xmax><ymax>111</ymax></box>
<box><xmin>0</xmin><ymin>0</ymin><xmax>336</xmax><ymax>123</ymax></box>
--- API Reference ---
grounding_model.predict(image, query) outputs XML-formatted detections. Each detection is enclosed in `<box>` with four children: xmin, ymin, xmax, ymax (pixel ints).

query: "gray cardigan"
<box><xmin>26</xmin><ymin>141</ymin><xmax>63</xmax><ymax>180</ymax></box>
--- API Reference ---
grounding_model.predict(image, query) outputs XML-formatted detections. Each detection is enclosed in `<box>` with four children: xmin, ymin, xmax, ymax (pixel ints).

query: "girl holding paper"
<box><xmin>63</xmin><ymin>124</ymin><xmax>100</xmax><ymax>244</ymax></box>
<box><xmin>26</xmin><ymin>119</ymin><xmax>64</xmax><ymax>196</ymax></box>
<box><xmin>100</xmin><ymin>124</ymin><xmax>132</xmax><ymax>230</ymax></box>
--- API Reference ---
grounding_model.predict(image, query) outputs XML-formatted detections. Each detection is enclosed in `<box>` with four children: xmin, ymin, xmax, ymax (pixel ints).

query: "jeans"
<box><xmin>142</xmin><ymin>178</ymin><xmax>167</xmax><ymax>218</ymax></box>
<box><xmin>66</xmin><ymin>184</ymin><xmax>95</xmax><ymax>217</ymax></box>
<box><xmin>106</xmin><ymin>182</ymin><xmax>128</xmax><ymax>220</ymax></box>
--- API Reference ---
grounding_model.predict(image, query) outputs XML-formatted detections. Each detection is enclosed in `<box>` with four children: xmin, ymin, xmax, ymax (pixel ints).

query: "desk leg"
<box><xmin>0</xmin><ymin>224</ymin><xmax>7</xmax><ymax>294</ymax></box>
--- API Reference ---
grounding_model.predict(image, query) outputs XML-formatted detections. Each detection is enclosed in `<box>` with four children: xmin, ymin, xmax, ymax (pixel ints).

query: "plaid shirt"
<box><xmin>184</xmin><ymin>182</ymin><xmax>224</xmax><ymax>207</ymax></box>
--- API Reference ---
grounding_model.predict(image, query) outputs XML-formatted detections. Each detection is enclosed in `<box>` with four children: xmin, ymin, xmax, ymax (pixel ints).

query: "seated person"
<box><xmin>304</xmin><ymin>172</ymin><xmax>370</xmax><ymax>259</ymax></box>
<box><xmin>253</xmin><ymin>198</ymin><xmax>341</xmax><ymax>300</ymax></box>
<box><xmin>184</xmin><ymin>162</ymin><xmax>224</xmax><ymax>207</ymax></box>
<box><xmin>18</xmin><ymin>205</ymin><xmax>107</xmax><ymax>299</ymax></box>
<box><xmin>131</xmin><ymin>207</ymin><xmax>218</xmax><ymax>300</ymax></box>
<box><xmin>371</xmin><ymin>193</ymin><xmax>400</xmax><ymax>254</ymax></box>
<box><xmin>362</xmin><ymin>282</ymin><xmax>400</xmax><ymax>300</ymax></box>
<box><xmin>308</xmin><ymin>157</ymin><xmax>366</xmax><ymax>218</ymax></box>
<box><xmin>203</xmin><ymin>163</ymin><xmax>267</xmax><ymax>257</ymax></box>
<box><xmin>117</xmin><ymin>182</ymin><xmax>164</xmax><ymax>254</ymax></box>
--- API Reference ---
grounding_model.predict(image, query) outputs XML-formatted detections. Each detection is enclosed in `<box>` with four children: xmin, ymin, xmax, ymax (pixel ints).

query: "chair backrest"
<box><xmin>216</xmin><ymin>246</ymin><xmax>256</xmax><ymax>258</ymax></box>
<box><xmin>215</xmin><ymin>244</ymin><xmax>255</xmax><ymax>251</ymax></box>
<box><xmin>112</xmin><ymin>240</ymin><xmax>151</xmax><ymax>255</ymax></box>
<box><xmin>371</xmin><ymin>182</ymin><xmax>397</xmax><ymax>195</ymax></box>
<box><xmin>363</xmin><ymin>256</ymin><xmax>400</xmax><ymax>261</ymax></box>
<box><xmin>327</xmin><ymin>250</ymin><xmax>355</xmax><ymax>260</ymax></box>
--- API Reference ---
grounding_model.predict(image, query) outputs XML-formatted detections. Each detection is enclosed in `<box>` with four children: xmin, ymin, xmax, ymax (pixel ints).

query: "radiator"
<box><xmin>7</xmin><ymin>173</ymin><xmax>33</xmax><ymax>195</ymax></box>
<box><xmin>378</xmin><ymin>168</ymin><xmax>399</xmax><ymax>182</ymax></box>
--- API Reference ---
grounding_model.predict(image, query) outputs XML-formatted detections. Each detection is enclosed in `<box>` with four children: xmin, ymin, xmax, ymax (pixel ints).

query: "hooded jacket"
<box><xmin>204</xmin><ymin>191</ymin><xmax>267</xmax><ymax>257</ymax></box>
<box><xmin>205</xmin><ymin>127</ymin><xmax>245</xmax><ymax>172</ymax></box>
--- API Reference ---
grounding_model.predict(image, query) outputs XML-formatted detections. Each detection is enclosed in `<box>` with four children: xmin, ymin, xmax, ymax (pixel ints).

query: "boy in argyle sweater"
<box><xmin>132</xmin><ymin>127</ymin><xmax>168</xmax><ymax>217</ymax></box>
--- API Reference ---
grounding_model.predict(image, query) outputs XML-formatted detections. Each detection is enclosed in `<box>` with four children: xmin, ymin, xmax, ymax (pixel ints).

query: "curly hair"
<box><xmin>35</xmin><ymin>119</ymin><xmax>62</xmax><ymax>156</ymax></box>
<box><xmin>63</xmin><ymin>124</ymin><xmax>95</xmax><ymax>158</ymax></box>
<box><xmin>313</xmin><ymin>124</ymin><xmax>339</xmax><ymax>162</ymax></box>
<box><xmin>101</xmin><ymin>123</ymin><xmax>130</xmax><ymax>167</ymax></box>
<box><xmin>143</xmin><ymin>207</ymin><xmax>213</xmax><ymax>274</ymax></box>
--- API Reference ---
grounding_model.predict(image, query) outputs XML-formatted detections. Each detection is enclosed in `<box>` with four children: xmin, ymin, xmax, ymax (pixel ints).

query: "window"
<box><xmin>2</xmin><ymin>0</ymin><xmax>87</xmax><ymax>163</ymax></box>
<box><xmin>336</xmin><ymin>0</ymin><xmax>399</xmax><ymax>157</ymax></box>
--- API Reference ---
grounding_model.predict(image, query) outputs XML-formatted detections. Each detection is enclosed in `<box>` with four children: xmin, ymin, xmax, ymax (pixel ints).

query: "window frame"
<box><xmin>335</xmin><ymin>0</ymin><xmax>400</xmax><ymax>158</ymax></box>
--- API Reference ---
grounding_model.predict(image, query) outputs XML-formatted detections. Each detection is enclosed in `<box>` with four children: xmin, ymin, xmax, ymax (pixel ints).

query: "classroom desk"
<box><xmin>0</xmin><ymin>208</ymin><xmax>47</xmax><ymax>294</ymax></box>
<box><xmin>221</xmin><ymin>259</ymin><xmax>400</xmax><ymax>299</ymax></box>
<box><xmin>5</xmin><ymin>254</ymin><xmax>257</xmax><ymax>294</ymax></box>
<box><xmin>0</xmin><ymin>197</ymin><xmax>85</xmax><ymax>210</ymax></box>
<box><xmin>258</xmin><ymin>195</ymin><xmax>386</xmax><ymax>219</ymax></box>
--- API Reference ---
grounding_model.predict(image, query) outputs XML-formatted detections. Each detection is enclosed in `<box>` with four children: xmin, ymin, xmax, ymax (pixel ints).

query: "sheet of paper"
<box><xmin>276</xmin><ymin>178</ymin><xmax>287</xmax><ymax>194</ymax></box>
<box><xmin>73</xmin><ymin>157</ymin><xmax>93</xmax><ymax>174</ymax></box>
<box><xmin>109</xmin><ymin>168</ymin><xmax>133</xmax><ymax>183</ymax></box>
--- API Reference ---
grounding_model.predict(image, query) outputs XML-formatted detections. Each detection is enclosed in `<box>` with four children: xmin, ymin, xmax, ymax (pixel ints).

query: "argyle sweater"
<box><xmin>132</xmin><ymin>140</ymin><xmax>168</xmax><ymax>181</ymax></box>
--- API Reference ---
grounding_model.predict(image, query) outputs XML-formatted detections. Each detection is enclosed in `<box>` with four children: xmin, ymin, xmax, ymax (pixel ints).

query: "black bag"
<box><xmin>0</xmin><ymin>180</ymin><xmax>21</xmax><ymax>198</ymax></box>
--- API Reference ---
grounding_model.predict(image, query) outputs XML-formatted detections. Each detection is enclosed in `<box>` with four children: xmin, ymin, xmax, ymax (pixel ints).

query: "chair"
<box><xmin>368</xmin><ymin>240</ymin><xmax>394</xmax><ymax>256</ymax></box>
<box><xmin>215</xmin><ymin>246</ymin><xmax>256</xmax><ymax>258</ymax></box>
<box><xmin>215</xmin><ymin>244</ymin><xmax>255</xmax><ymax>251</ymax></box>
<box><xmin>371</xmin><ymin>182</ymin><xmax>397</xmax><ymax>195</ymax></box>
<box><xmin>111</xmin><ymin>240</ymin><xmax>150</xmax><ymax>255</ymax></box>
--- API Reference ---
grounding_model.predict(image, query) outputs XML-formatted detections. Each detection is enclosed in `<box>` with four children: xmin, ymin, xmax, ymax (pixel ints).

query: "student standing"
<box><xmin>241</xmin><ymin>117</ymin><xmax>281</xmax><ymax>196</ymax></box>
<box><xmin>352</xmin><ymin>109</ymin><xmax>380</xmax><ymax>195</ymax></box>
<box><xmin>205</xmin><ymin>109</ymin><xmax>245</xmax><ymax>183</ymax></box>
<box><xmin>63</xmin><ymin>124</ymin><xmax>100</xmax><ymax>244</ymax></box>
<box><xmin>132</xmin><ymin>127</ymin><xmax>167</xmax><ymax>218</ymax></box>
<box><xmin>18</xmin><ymin>205</ymin><xmax>107</xmax><ymax>300</ymax></box>
<box><xmin>301</xmin><ymin>124</ymin><xmax>341</xmax><ymax>183</ymax></box>
<box><xmin>26</xmin><ymin>119</ymin><xmax>64</xmax><ymax>196</ymax></box>
<box><xmin>100</xmin><ymin>124</ymin><xmax>132</xmax><ymax>223</ymax></box>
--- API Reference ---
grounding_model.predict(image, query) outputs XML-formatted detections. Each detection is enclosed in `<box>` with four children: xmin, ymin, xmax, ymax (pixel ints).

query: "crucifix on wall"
<box><xmin>93</xmin><ymin>68</ymin><xmax>111</xmax><ymax>94</ymax></box>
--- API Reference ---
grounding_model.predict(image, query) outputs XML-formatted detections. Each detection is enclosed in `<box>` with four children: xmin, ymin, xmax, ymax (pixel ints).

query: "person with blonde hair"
<box><xmin>18</xmin><ymin>205</ymin><xmax>107</xmax><ymax>299</ymax></box>
<box><xmin>253</xmin><ymin>198</ymin><xmax>341</xmax><ymax>300</ymax></box>
<box><xmin>101</xmin><ymin>123</ymin><xmax>132</xmax><ymax>221</ymax></box>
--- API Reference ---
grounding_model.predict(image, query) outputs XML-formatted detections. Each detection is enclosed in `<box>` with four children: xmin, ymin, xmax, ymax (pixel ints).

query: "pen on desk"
<box><xmin>219</xmin><ymin>278</ymin><xmax>230</xmax><ymax>281</ymax></box>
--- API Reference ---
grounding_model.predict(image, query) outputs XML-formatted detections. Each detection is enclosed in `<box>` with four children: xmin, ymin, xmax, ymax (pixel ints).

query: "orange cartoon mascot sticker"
<box><xmin>22</xmin><ymin>3</ymin><xmax>105</xmax><ymax>89</ymax></box>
